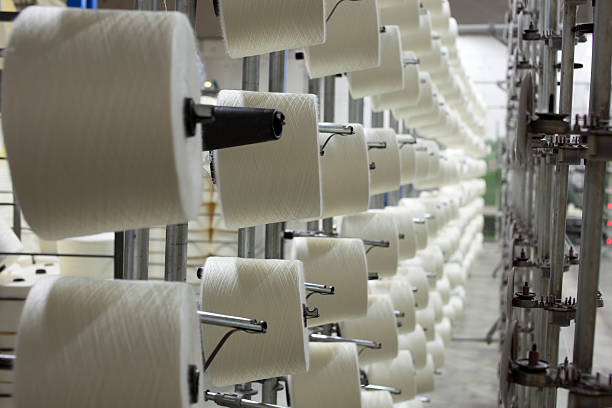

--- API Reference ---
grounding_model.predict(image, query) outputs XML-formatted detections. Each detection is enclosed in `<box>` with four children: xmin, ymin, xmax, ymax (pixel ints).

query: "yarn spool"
<box><xmin>400</xmin><ymin>11</ymin><xmax>433</xmax><ymax>53</ymax></box>
<box><xmin>379</xmin><ymin>0</ymin><xmax>419</xmax><ymax>32</ymax></box>
<box><xmin>347</xmin><ymin>25</ymin><xmax>404</xmax><ymax>98</ymax></box>
<box><xmin>426</xmin><ymin>333</ymin><xmax>445</xmax><ymax>369</ymax></box>
<box><xmin>364</xmin><ymin>350</ymin><xmax>417</xmax><ymax>402</ymax></box>
<box><xmin>339</xmin><ymin>295</ymin><xmax>399</xmax><ymax>365</ymax></box>
<box><xmin>340</xmin><ymin>211</ymin><xmax>399</xmax><ymax>277</ymax></box>
<box><xmin>14</xmin><ymin>276</ymin><xmax>202</xmax><ymax>408</ymax></box>
<box><xmin>318</xmin><ymin>123</ymin><xmax>371</xmax><ymax>217</ymax></box>
<box><xmin>290</xmin><ymin>343</ymin><xmax>361</xmax><ymax>408</ymax></box>
<box><xmin>365</xmin><ymin>128</ymin><xmax>401</xmax><ymax>195</ymax></box>
<box><xmin>370</xmin><ymin>55</ymin><xmax>421</xmax><ymax>112</ymax></box>
<box><xmin>368</xmin><ymin>279</ymin><xmax>416</xmax><ymax>333</ymax></box>
<box><xmin>436</xmin><ymin>275</ymin><xmax>451</xmax><ymax>303</ymax></box>
<box><xmin>395</xmin><ymin>266</ymin><xmax>429</xmax><ymax>310</ymax></box>
<box><xmin>396</xmin><ymin>136</ymin><xmax>417</xmax><ymax>185</ymax></box>
<box><xmin>435</xmin><ymin>316</ymin><xmax>452</xmax><ymax>346</ymax></box>
<box><xmin>304</xmin><ymin>0</ymin><xmax>379</xmax><ymax>78</ymax></box>
<box><xmin>214</xmin><ymin>91</ymin><xmax>321</xmax><ymax>228</ymax></box>
<box><xmin>56</xmin><ymin>233</ymin><xmax>114</xmax><ymax>279</ymax></box>
<box><xmin>200</xmin><ymin>257</ymin><xmax>309</xmax><ymax>386</ymax></box>
<box><xmin>360</xmin><ymin>390</ymin><xmax>393</xmax><ymax>408</ymax></box>
<box><xmin>383</xmin><ymin>206</ymin><xmax>417</xmax><ymax>260</ymax></box>
<box><xmin>449</xmin><ymin>295</ymin><xmax>464</xmax><ymax>317</ymax></box>
<box><xmin>442</xmin><ymin>303</ymin><xmax>456</xmax><ymax>322</ymax></box>
<box><xmin>2</xmin><ymin>7</ymin><xmax>202</xmax><ymax>240</ymax></box>
<box><xmin>397</xmin><ymin>324</ymin><xmax>427</xmax><ymax>369</ymax></box>
<box><xmin>428</xmin><ymin>291</ymin><xmax>443</xmax><ymax>323</ymax></box>
<box><xmin>396</xmin><ymin>203</ymin><xmax>428</xmax><ymax>250</ymax></box>
<box><xmin>416</xmin><ymin>305</ymin><xmax>435</xmax><ymax>341</ymax></box>
<box><xmin>219</xmin><ymin>0</ymin><xmax>325</xmax><ymax>58</ymax></box>
<box><xmin>415</xmin><ymin>354</ymin><xmax>435</xmax><ymax>393</ymax></box>
<box><xmin>395</xmin><ymin>399</ymin><xmax>425</xmax><ymax>408</ymax></box>
<box><xmin>292</xmin><ymin>237</ymin><xmax>368</xmax><ymax>326</ymax></box>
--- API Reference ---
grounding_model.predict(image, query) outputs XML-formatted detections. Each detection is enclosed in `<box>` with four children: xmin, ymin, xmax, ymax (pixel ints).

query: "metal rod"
<box><xmin>197</xmin><ymin>311</ymin><xmax>267</xmax><ymax>333</ymax></box>
<box><xmin>360</xmin><ymin>384</ymin><xmax>401</xmax><ymax>395</ymax></box>
<box><xmin>573</xmin><ymin>0</ymin><xmax>612</xmax><ymax>373</ymax></box>
<box><xmin>548</xmin><ymin>0</ymin><xmax>578</xmax><ymax>387</ymax></box>
<box><xmin>164</xmin><ymin>223</ymin><xmax>188</xmax><ymax>282</ymax></box>
<box><xmin>205</xmin><ymin>391</ymin><xmax>286</xmax><ymax>408</ymax></box>
<box><xmin>367</xmin><ymin>141</ymin><xmax>387</xmax><ymax>149</ymax></box>
<box><xmin>318</xmin><ymin>123</ymin><xmax>354</xmax><ymax>134</ymax></box>
<box><xmin>309</xmin><ymin>333</ymin><xmax>381</xmax><ymax>349</ymax></box>
<box><xmin>261</xmin><ymin>48</ymin><xmax>288</xmax><ymax>405</ymax></box>
<box><xmin>0</xmin><ymin>251</ymin><xmax>114</xmax><ymax>258</ymax></box>
<box><xmin>114</xmin><ymin>232</ymin><xmax>125</xmax><ymax>279</ymax></box>
<box><xmin>348</xmin><ymin>94</ymin><xmax>364</xmax><ymax>124</ymax></box>
<box><xmin>283</xmin><ymin>229</ymin><xmax>389</xmax><ymax>247</ymax></box>
<box><xmin>304</xmin><ymin>282</ymin><xmax>335</xmax><ymax>295</ymax></box>
<box><xmin>237</xmin><ymin>54</ymin><xmax>260</xmax><ymax>259</ymax></box>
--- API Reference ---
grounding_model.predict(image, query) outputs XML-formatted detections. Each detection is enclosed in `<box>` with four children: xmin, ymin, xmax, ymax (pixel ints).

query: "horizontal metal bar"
<box><xmin>0</xmin><ymin>251</ymin><xmax>114</xmax><ymax>259</ymax></box>
<box><xmin>318</xmin><ymin>123</ymin><xmax>354</xmax><ymax>135</ymax></box>
<box><xmin>204</xmin><ymin>391</ymin><xmax>286</xmax><ymax>408</ymax></box>
<box><xmin>304</xmin><ymin>282</ymin><xmax>335</xmax><ymax>295</ymax></box>
<box><xmin>361</xmin><ymin>384</ymin><xmax>401</xmax><ymax>395</ymax></box>
<box><xmin>197</xmin><ymin>311</ymin><xmax>267</xmax><ymax>333</ymax></box>
<box><xmin>457</xmin><ymin>23</ymin><xmax>507</xmax><ymax>36</ymax></box>
<box><xmin>309</xmin><ymin>333</ymin><xmax>381</xmax><ymax>349</ymax></box>
<box><xmin>283</xmin><ymin>230</ymin><xmax>389</xmax><ymax>247</ymax></box>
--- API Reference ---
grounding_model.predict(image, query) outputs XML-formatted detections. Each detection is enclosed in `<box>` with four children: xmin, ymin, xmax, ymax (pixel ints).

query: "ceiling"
<box><xmin>449</xmin><ymin>0</ymin><xmax>507</xmax><ymax>25</ymax></box>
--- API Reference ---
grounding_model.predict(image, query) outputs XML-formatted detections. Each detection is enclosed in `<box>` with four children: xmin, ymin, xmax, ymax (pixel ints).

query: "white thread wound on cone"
<box><xmin>347</xmin><ymin>25</ymin><xmax>404</xmax><ymax>98</ymax></box>
<box><xmin>370</xmin><ymin>56</ymin><xmax>421</xmax><ymax>112</ymax></box>
<box><xmin>292</xmin><ymin>237</ymin><xmax>368</xmax><ymax>326</ymax></box>
<box><xmin>318</xmin><ymin>123</ymin><xmax>370</xmax><ymax>217</ymax></box>
<box><xmin>364</xmin><ymin>350</ymin><xmax>417</xmax><ymax>402</ymax></box>
<box><xmin>214</xmin><ymin>91</ymin><xmax>322</xmax><ymax>228</ymax></box>
<box><xmin>14</xmin><ymin>276</ymin><xmax>202</xmax><ymax>408</ymax></box>
<box><xmin>339</xmin><ymin>295</ymin><xmax>398</xmax><ymax>365</ymax></box>
<box><xmin>398</xmin><ymin>324</ymin><xmax>427</xmax><ymax>369</ymax></box>
<box><xmin>219</xmin><ymin>0</ymin><xmax>325</xmax><ymax>58</ymax></box>
<box><xmin>2</xmin><ymin>8</ymin><xmax>202</xmax><ymax>239</ymax></box>
<box><xmin>368</xmin><ymin>279</ymin><xmax>416</xmax><ymax>333</ymax></box>
<box><xmin>365</xmin><ymin>128</ymin><xmax>401</xmax><ymax>195</ymax></box>
<box><xmin>305</xmin><ymin>0</ymin><xmax>379</xmax><ymax>78</ymax></box>
<box><xmin>340</xmin><ymin>211</ymin><xmax>399</xmax><ymax>277</ymax></box>
<box><xmin>290</xmin><ymin>343</ymin><xmax>361</xmax><ymax>408</ymax></box>
<box><xmin>361</xmin><ymin>390</ymin><xmax>393</xmax><ymax>408</ymax></box>
<box><xmin>200</xmin><ymin>257</ymin><xmax>309</xmax><ymax>386</ymax></box>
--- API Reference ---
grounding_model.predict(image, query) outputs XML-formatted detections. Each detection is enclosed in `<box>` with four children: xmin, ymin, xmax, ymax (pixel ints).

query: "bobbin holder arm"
<box><xmin>360</xmin><ymin>384</ymin><xmax>401</xmax><ymax>395</ymax></box>
<box><xmin>283</xmin><ymin>229</ymin><xmax>389</xmax><ymax>248</ymax></box>
<box><xmin>309</xmin><ymin>333</ymin><xmax>381</xmax><ymax>349</ymax></box>
<box><xmin>197</xmin><ymin>311</ymin><xmax>267</xmax><ymax>333</ymax></box>
<box><xmin>183</xmin><ymin>98</ymin><xmax>285</xmax><ymax>151</ymax></box>
<box><xmin>204</xmin><ymin>391</ymin><xmax>286</xmax><ymax>408</ymax></box>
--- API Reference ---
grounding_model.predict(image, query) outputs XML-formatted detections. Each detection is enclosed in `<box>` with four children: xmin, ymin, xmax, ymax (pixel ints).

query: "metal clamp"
<box><xmin>368</xmin><ymin>141</ymin><xmax>387</xmax><ymax>150</ymax></box>
<box><xmin>361</xmin><ymin>384</ymin><xmax>402</xmax><ymax>395</ymax></box>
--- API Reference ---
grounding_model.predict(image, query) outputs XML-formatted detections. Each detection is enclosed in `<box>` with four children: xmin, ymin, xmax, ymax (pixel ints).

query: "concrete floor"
<box><xmin>424</xmin><ymin>241</ymin><xmax>501</xmax><ymax>408</ymax></box>
<box><xmin>424</xmin><ymin>241</ymin><xmax>612</xmax><ymax>408</ymax></box>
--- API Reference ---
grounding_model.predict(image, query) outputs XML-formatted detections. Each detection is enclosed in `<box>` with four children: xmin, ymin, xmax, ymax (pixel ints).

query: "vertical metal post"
<box><xmin>389</xmin><ymin>115</ymin><xmax>399</xmax><ymax>133</ymax></box>
<box><xmin>348</xmin><ymin>94</ymin><xmax>364</xmax><ymax>124</ymax></box>
<box><xmin>372</xmin><ymin>111</ymin><xmax>384</xmax><ymax>128</ymax></box>
<box><xmin>164</xmin><ymin>223</ymin><xmax>188</xmax><ymax>281</ymax></box>
<box><xmin>308</xmin><ymin>76</ymin><xmax>322</xmax><ymax>231</ymax></box>
<box><xmin>321</xmin><ymin>76</ymin><xmax>336</xmax><ymax>235</ymax></box>
<box><xmin>12</xmin><ymin>194</ymin><xmax>20</xmax><ymax>240</ymax></box>
<box><xmin>114</xmin><ymin>231</ymin><xmax>125</xmax><ymax>279</ymax></box>
<box><xmin>238</xmin><ymin>55</ymin><xmax>260</xmax><ymax>258</ymax></box>
<box><xmin>124</xmin><ymin>229</ymin><xmax>150</xmax><ymax>280</ymax></box>
<box><xmin>163</xmin><ymin>0</ymin><xmax>197</xmax><ymax>282</ymax></box>
<box><xmin>548</xmin><ymin>1</ymin><xmax>578</xmax><ymax>389</ymax></box>
<box><xmin>261</xmin><ymin>50</ymin><xmax>287</xmax><ymax>404</ymax></box>
<box><xmin>573</xmin><ymin>0</ymin><xmax>612</xmax><ymax>373</ymax></box>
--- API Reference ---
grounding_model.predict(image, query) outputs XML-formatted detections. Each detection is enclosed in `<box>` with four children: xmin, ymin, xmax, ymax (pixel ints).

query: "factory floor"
<box><xmin>425</xmin><ymin>241</ymin><xmax>612</xmax><ymax>408</ymax></box>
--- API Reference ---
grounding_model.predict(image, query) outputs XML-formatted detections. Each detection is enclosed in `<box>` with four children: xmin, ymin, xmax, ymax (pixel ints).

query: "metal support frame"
<box><xmin>237</xmin><ymin>55</ymin><xmax>260</xmax><ymax>259</ymax></box>
<box><xmin>573</xmin><ymin>0</ymin><xmax>612</xmax><ymax>374</ymax></box>
<box><xmin>261</xmin><ymin>49</ymin><xmax>288</xmax><ymax>404</ymax></box>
